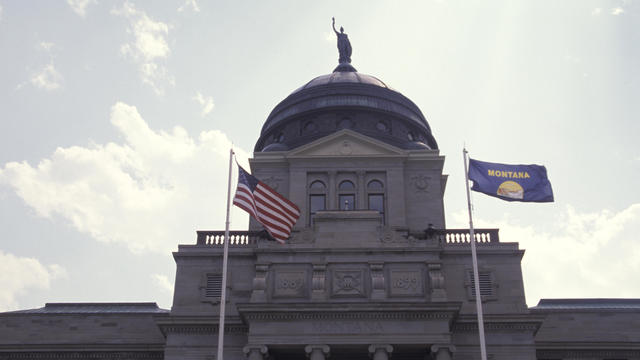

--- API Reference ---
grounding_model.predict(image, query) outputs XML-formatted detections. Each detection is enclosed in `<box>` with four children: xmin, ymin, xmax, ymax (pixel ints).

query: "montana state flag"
<box><xmin>468</xmin><ymin>159</ymin><xmax>554</xmax><ymax>202</ymax></box>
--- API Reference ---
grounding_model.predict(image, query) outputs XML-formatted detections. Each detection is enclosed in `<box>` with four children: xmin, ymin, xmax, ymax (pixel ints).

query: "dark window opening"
<box><xmin>339</xmin><ymin>180</ymin><xmax>355</xmax><ymax>190</ymax></box>
<box><xmin>309</xmin><ymin>194</ymin><xmax>326</xmax><ymax>225</ymax></box>
<box><xmin>339</xmin><ymin>194</ymin><xmax>355</xmax><ymax>210</ymax></box>
<box><xmin>368</xmin><ymin>194</ymin><xmax>384</xmax><ymax>213</ymax></box>
<box><xmin>367</xmin><ymin>180</ymin><xmax>384</xmax><ymax>190</ymax></box>
<box><xmin>310</xmin><ymin>180</ymin><xmax>326</xmax><ymax>189</ymax></box>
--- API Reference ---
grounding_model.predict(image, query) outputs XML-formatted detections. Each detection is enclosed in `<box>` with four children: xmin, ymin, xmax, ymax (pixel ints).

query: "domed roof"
<box><xmin>254</xmin><ymin>66</ymin><xmax>438</xmax><ymax>152</ymax></box>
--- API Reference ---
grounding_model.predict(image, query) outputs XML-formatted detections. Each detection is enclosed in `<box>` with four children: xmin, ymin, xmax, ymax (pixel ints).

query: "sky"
<box><xmin>0</xmin><ymin>0</ymin><xmax>639</xmax><ymax>311</ymax></box>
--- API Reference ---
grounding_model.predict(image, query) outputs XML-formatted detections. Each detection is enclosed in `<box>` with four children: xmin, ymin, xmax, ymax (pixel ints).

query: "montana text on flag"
<box><xmin>233</xmin><ymin>166</ymin><xmax>301</xmax><ymax>243</ymax></box>
<box><xmin>468</xmin><ymin>158</ymin><xmax>554</xmax><ymax>202</ymax></box>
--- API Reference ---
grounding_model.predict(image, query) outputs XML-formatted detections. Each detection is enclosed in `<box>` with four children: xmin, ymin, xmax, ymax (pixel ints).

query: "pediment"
<box><xmin>288</xmin><ymin>130</ymin><xmax>406</xmax><ymax>158</ymax></box>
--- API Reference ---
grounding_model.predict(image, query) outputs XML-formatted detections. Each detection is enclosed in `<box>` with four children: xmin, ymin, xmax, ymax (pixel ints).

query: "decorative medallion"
<box><xmin>411</xmin><ymin>174</ymin><xmax>431</xmax><ymax>193</ymax></box>
<box><xmin>261</xmin><ymin>176</ymin><xmax>282</xmax><ymax>190</ymax></box>
<box><xmin>332</xmin><ymin>269</ymin><xmax>365</xmax><ymax>297</ymax></box>
<box><xmin>339</xmin><ymin>140</ymin><xmax>353</xmax><ymax>155</ymax></box>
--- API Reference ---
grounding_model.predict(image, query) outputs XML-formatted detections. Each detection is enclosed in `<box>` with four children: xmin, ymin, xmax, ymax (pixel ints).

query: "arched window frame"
<box><xmin>308</xmin><ymin>180</ymin><xmax>327</xmax><ymax>225</ymax></box>
<box><xmin>367</xmin><ymin>179</ymin><xmax>386</xmax><ymax>223</ymax></box>
<box><xmin>338</xmin><ymin>179</ymin><xmax>356</xmax><ymax>210</ymax></box>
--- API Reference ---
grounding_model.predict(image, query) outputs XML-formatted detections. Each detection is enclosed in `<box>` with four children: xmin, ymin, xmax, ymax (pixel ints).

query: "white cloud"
<box><xmin>0</xmin><ymin>102</ymin><xmax>249</xmax><ymax>254</ymax></box>
<box><xmin>193</xmin><ymin>92</ymin><xmax>214</xmax><ymax>117</ymax></box>
<box><xmin>591</xmin><ymin>7</ymin><xmax>602</xmax><ymax>15</ymax></box>
<box><xmin>151</xmin><ymin>274</ymin><xmax>174</xmax><ymax>294</ymax></box>
<box><xmin>452</xmin><ymin>204</ymin><xmax>640</xmax><ymax>306</ymax></box>
<box><xmin>611</xmin><ymin>7</ymin><xmax>624</xmax><ymax>15</ymax></box>
<box><xmin>178</xmin><ymin>0</ymin><xmax>200</xmax><ymax>13</ymax></box>
<box><xmin>112</xmin><ymin>2</ymin><xmax>173</xmax><ymax>94</ymax></box>
<box><xmin>0</xmin><ymin>251</ymin><xmax>66</xmax><ymax>311</ymax></box>
<box><xmin>67</xmin><ymin>0</ymin><xmax>96</xmax><ymax>17</ymax></box>
<box><xmin>30</xmin><ymin>63</ymin><xmax>63</xmax><ymax>90</ymax></box>
<box><xmin>26</xmin><ymin>41</ymin><xmax>63</xmax><ymax>91</ymax></box>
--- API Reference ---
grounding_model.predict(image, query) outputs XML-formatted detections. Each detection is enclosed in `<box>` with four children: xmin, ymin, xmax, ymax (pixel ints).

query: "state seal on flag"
<box><xmin>497</xmin><ymin>180</ymin><xmax>524</xmax><ymax>200</ymax></box>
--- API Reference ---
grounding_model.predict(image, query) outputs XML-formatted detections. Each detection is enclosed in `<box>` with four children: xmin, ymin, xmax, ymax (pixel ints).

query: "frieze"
<box><xmin>0</xmin><ymin>352</ymin><xmax>163</xmax><ymax>360</ymax></box>
<box><xmin>389</xmin><ymin>270</ymin><xmax>423</xmax><ymax>297</ymax></box>
<box><xmin>273</xmin><ymin>270</ymin><xmax>307</xmax><ymax>298</ymax></box>
<box><xmin>537</xmin><ymin>350</ymin><xmax>640</xmax><ymax>358</ymax></box>
<box><xmin>243</xmin><ymin>311</ymin><xmax>454</xmax><ymax>322</ymax></box>
<box><xmin>452</xmin><ymin>322</ymin><xmax>540</xmax><ymax>332</ymax></box>
<box><xmin>331</xmin><ymin>270</ymin><xmax>365</xmax><ymax>297</ymax></box>
<box><xmin>160</xmin><ymin>324</ymin><xmax>248</xmax><ymax>334</ymax></box>
<box><xmin>312</xmin><ymin>320</ymin><xmax>384</xmax><ymax>334</ymax></box>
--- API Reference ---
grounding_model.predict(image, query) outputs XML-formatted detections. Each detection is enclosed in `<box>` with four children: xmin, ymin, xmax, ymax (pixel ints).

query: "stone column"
<box><xmin>369</xmin><ymin>344</ymin><xmax>393</xmax><ymax>360</ymax></box>
<box><xmin>305</xmin><ymin>344</ymin><xmax>330</xmax><ymax>360</ymax></box>
<box><xmin>243</xmin><ymin>345</ymin><xmax>268</xmax><ymax>360</ymax></box>
<box><xmin>430</xmin><ymin>345</ymin><xmax>455</xmax><ymax>360</ymax></box>
<box><xmin>357</xmin><ymin>170</ymin><xmax>366</xmax><ymax>209</ymax></box>
<box><xmin>328</xmin><ymin>171</ymin><xmax>337</xmax><ymax>209</ymax></box>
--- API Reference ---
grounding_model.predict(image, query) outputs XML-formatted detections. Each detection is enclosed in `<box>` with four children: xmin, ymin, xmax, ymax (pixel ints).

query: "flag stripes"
<box><xmin>232</xmin><ymin>166</ymin><xmax>300</xmax><ymax>243</ymax></box>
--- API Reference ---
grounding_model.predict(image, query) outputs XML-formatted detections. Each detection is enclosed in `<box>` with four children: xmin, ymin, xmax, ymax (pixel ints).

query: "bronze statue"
<box><xmin>332</xmin><ymin>17</ymin><xmax>352</xmax><ymax>64</ymax></box>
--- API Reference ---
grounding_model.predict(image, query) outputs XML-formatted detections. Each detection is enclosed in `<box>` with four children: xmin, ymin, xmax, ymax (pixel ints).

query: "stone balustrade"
<box><xmin>195</xmin><ymin>228</ymin><xmax>499</xmax><ymax>246</ymax></box>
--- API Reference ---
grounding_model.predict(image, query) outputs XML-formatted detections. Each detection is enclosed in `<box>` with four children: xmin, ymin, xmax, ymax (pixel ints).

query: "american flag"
<box><xmin>233</xmin><ymin>166</ymin><xmax>300</xmax><ymax>243</ymax></box>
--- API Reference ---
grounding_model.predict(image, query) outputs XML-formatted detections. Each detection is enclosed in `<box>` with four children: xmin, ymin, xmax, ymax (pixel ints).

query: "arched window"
<box><xmin>309</xmin><ymin>180</ymin><xmax>326</xmax><ymax>224</ymax></box>
<box><xmin>367</xmin><ymin>180</ymin><xmax>384</xmax><ymax>190</ymax></box>
<box><xmin>338</xmin><ymin>180</ymin><xmax>356</xmax><ymax>210</ymax></box>
<box><xmin>310</xmin><ymin>180</ymin><xmax>326</xmax><ymax>189</ymax></box>
<box><xmin>367</xmin><ymin>179</ymin><xmax>385</xmax><ymax>222</ymax></box>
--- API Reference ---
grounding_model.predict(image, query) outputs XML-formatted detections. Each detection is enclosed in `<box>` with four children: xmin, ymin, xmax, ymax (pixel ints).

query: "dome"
<box><xmin>254</xmin><ymin>66</ymin><xmax>438</xmax><ymax>152</ymax></box>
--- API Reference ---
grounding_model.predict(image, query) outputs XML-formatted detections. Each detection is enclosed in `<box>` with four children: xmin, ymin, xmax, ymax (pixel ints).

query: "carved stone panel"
<box><xmin>389</xmin><ymin>269</ymin><xmax>424</xmax><ymax>297</ymax></box>
<box><xmin>273</xmin><ymin>270</ymin><xmax>307</xmax><ymax>298</ymax></box>
<box><xmin>410</xmin><ymin>174</ymin><xmax>431</xmax><ymax>194</ymax></box>
<box><xmin>331</xmin><ymin>269</ymin><xmax>366</xmax><ymax>298</ymax></box>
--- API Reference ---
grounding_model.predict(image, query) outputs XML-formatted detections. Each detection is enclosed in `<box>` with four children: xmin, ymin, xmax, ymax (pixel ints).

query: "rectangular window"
<box><xmin>368</xmin><ymin>194</ymin><xmax>385</xmax><ymax>223</ymax></box>
<box><xmin>338</xmin><ymin>194</ymin><xmax>355</xmax><ymax>210</ymax></box>
<box><xmin>368</xmin><ymin>194</ymin><xmax>384</xmax><ymax>213</ymax></box>
<box><xmin>309</xmin><ymin>194</ymin><xmax>326</xmax><ymax>224</ymax></box>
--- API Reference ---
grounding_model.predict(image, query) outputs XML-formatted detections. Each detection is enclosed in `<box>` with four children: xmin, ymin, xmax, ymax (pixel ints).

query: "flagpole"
<box><xmin>463</xmin><ymin>148</ymin><xmax>488</xmax><ymax>360</ymax></box>
<box><xmin>216</xmin><ymin>148</ymin><xmax>234</xmax><ymax>360</ymax></box>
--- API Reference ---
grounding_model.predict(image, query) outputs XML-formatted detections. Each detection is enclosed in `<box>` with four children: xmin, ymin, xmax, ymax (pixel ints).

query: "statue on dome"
<box><xmin>332</xmin><ymin>17</ymin><xmax>352</xmax><ymax>64</ymax></box>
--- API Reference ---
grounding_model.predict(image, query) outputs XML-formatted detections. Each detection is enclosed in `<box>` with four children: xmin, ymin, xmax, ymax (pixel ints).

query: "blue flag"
<box><xmin>468</xmin><ymin>158</ymin><xmax>554</xmax><ymax>202</ymax></box>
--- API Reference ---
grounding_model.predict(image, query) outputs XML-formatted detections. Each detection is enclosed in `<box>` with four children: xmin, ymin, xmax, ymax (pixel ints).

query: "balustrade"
<box><xmin>195</xmin><ymin>228</ymin><xmax>499</xmax><ymax>246</ymax></box>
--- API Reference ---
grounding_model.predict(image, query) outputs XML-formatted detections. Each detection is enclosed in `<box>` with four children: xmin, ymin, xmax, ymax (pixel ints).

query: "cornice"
<box><xmin>536</xmin><ymin>342</ymin><xmax>640</xmax><ymax>350</ymax></box>
<box><xmin>158</xmin><ymin>324</ymin><xmax>248</xmax><ymax>334</ymax></box>
<box><xmin>155</xmin><ymin>315</ymin><xmax>246</xmax><ymax>335</ymax></box>
<box><xmin>452</xmin><ymin>322</ymin><xmax>540</xmax><ymax>332</ymax></box>
<box><xmin>0</xmin><ymin>352</ymin><xmax>163</xmax><ymax>360</ymax></box>
<box><xmin>537</xmin><ymin>349</ymin><xmax>640</xmax><ymax>358</ymax></box>
<box><xmin>242</xmin><ymin>312</ymin><xmax>455</xmax><ymax>322</ymax></box>
<box><xmin>238</xmin><ymin>302</ymin><xmax>461</xmax><ymax>322</ymax></box>
<box><xmin>453</xmin><ymin>313</ymin><xmax>543</xmax><ymax>333</ymax></box>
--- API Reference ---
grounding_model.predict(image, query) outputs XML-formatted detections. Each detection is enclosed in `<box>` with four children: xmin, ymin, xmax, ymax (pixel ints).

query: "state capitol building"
<box><xmin>1</xmin><ymin>33</ymin><xmax>639</xmax><ymax>360</ymax></box>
